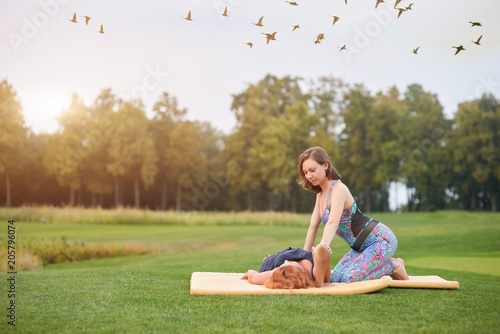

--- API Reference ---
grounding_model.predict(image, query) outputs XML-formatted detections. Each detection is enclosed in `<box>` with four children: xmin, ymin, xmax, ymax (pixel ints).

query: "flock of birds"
<box><xmin>65</xmin><ymin>1</ymin><xmax>484</xmax><ymax>56</ymax></box>
<box><xmin>180</xmin><ymin>0</ymin><xmax>484</xmax><ymax>56</ymax></box>
<box><xmin>67</xmin><ymin>13</ymin><xmax>105</xmax><ymax>34</ymax></box>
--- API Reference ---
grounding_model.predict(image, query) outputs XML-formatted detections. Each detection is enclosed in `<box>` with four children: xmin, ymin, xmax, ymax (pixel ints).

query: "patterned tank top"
<box><xmin>320</xmin><ymin>180</ymin><xmax>372</xmax><ymax>248</ymax></box>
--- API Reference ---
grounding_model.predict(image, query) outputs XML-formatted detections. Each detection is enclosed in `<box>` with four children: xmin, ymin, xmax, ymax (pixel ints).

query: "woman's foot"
<box><xmin>390</xmin><ymin>258</ymin><xmax>409</xmax><ymax>280</ymax></box>
<box><xmin>312</xmin><ymin>243</ymin><xmax>332</xmax><ymax>262</ymax></box>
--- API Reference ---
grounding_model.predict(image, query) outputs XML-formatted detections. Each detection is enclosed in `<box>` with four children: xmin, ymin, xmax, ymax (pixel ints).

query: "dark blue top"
<box><xmin>259</xmin><ymin>247</ymin><xmax>315</xmax><ymax>278</ymax></box>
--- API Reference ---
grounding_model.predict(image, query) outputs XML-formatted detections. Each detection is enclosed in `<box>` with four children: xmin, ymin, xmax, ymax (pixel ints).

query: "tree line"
<box><xmin>0</xmin><ymin>75</ymin><xmax>498</xmax><ymax>212</ymax></box>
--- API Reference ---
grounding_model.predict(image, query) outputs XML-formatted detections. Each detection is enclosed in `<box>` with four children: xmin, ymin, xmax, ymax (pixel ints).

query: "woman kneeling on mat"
<box><xmin>298</xmin><ymin>146</ymin><xmax>409</xmax><ymax>283</ymax></box>
<box><xmin>241</xmin><ymin>244</ymin><xmax>333</xmax><ymax>289</ymax></box>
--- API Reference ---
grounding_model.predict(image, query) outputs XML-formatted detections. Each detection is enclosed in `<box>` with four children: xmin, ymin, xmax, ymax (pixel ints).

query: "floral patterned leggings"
<box><xmin>331</xmin><ymin>223</ymin><xmax>397</xmax><ymax>283</ymax></box>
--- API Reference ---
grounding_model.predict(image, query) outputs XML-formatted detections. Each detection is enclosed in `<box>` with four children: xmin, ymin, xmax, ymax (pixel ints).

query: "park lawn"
<box><xmin>0</xmin><ymin>210</ymin><xmax>499</xmax><ymax>333</ymax></box>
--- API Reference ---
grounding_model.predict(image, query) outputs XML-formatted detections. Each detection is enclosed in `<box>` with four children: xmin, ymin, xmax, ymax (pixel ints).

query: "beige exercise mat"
<box><xmin>385</xmin><ymin>275</ymin><xmax>459</xmax><ymax>289</ymax></box>
<box><xmin>190</xmin><ymin>272</ymin><xmax>390</xmax><ymax>295</ymax></box>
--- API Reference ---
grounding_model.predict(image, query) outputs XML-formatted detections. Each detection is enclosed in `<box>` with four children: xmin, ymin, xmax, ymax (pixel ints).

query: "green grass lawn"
<box><xmin>1</xmin><ymin>209</ymin><xmax>499</xmax><ymax>333</ymax></box>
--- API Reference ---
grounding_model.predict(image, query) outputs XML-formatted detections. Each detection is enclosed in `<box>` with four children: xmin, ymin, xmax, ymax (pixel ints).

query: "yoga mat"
<box><xmin>190</xmin><ymin>272</ymin><xmax>390</xmax><ymax>295</ymax></box>
<box><xmin>385</xmin><ymin>275</ymin><xmax>459</xmax><ymax>289</ymax></box>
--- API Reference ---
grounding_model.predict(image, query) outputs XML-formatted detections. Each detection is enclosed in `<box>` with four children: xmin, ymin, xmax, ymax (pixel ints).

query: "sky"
<box><xmin>1</xmin><ymin>0</ymin><xmax>499</xmax><ymax>210</ymax></box>
<box><xmin>1</xmin><ymin>0</ymin><xmax>499</xmax><ymax>136</ymax></box>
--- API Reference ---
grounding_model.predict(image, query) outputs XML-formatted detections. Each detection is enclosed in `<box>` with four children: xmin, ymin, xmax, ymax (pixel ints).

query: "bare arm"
<box><xmin>304</xmin><ymin>196</ymin><xmax>321</xmax><ymax>251</ymax></box>
<box><xmin>241</xmin><ymin>269</ymin><xmax>274</xmax><ymax>285</ymax></box>
<box><xmin>319</xmin><ymin>183</ymin><xmax>348</xmax><ymax>247</ymax></box>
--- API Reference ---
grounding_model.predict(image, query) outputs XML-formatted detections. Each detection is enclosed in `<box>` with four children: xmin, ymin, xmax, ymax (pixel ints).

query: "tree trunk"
<box><xmin>407</xmin><ymin>187</ymin><xmax>415</xmax><ymax>212</ymax></box>
<box><xmin>134</xmin><ymin>170</ymin><xmax>140</xmax><ymax>209</ymax></box>
<box><xmin>5</xmin><ymin>172</ymin><xmax>11</xmax><ymax>207</ymax></box>
<box><xmin>492</xmin><ymin>191</ymin><xmax>498</xmax><ymax>212</ymax></box>
<box><xmin>470</xmin><ymin>183</ymin><xmax>476</xmax><ymax>210</ymax></box>
<box><xmin>69</xmin><ymin>187</ymin><xmax>75</xmax><ymax>207</ymax></box>
<box><xmin>382</xmin><ymin>183</ymin><xmax>389</xmax><ymax>212</ymax></box>
<box><xmin>114</xmin><ymin>177</ymin><xmax>120</xmax><ymax>207</ymax></box>
<box><xmin>77</xmin><ymin>187</ymin><xmax>83</xmax><ymax>206</ymax></box>
<box><xmin>291</xmin><ymin>180</ymin><xmax>298</xmax><ymax>213</ymax></box>
<box><xmin>91</xmin><ymin>192</ymin><xmax>96</xmax><ymax>208</ymax></box>
<box><xmin>246</xmin><ymin>190</ymin><xmax>252</xmax><ymax>211</ymax></box>
<box><xmin>268</xmin><ymin>191</ymin><xmax>274</xmax><ymax>211</ymax></box>
<box><xmin>161</xmin><ymin>181</ymin><xmax>167</xmax><ymax>211</ymax></box>
<box><xmin>365</xmin><ymin>190</ymin><xmax>371</xmax><ymax>212</ymax></box>
<box><xmin>175</xmin><ymin>181</ymin><xmax>182</xmax><ymax>211</ymax></box>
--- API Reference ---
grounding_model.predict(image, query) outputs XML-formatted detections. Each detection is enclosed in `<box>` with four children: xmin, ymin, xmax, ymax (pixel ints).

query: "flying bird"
<box><xmin>253</xmin><ymin>16</ymin><xmax>264</xmax><ymax>27</ymax></box>
<box><xmin>375</xmin><ymin>0</ymin><xmax>384</xmax><ymax>9</ymax></box>
<box><xmin>292</xmin><ymin>24</ymin><xmax>300</xmax><ymax>31</ymax></box>
<box><xmin>96</xmin><ymin>24</ymin><xmax>105</xmax><ymax>34</ymax></box>
<box><xmin>472</xmin><ymin>35</ymin><xmax>483</xmax><ymax>45</ymax></box>
<box><xmin>396</xmin><ymin>8</ymin><xmax>406</xmax><ymax>18</ymax></box>
<box><xmin>286</xmin><ymin>1</ymin><xmax>298</xmax><ymax>6</ymax></box>
<box><xmin>221</xmin><ymin>6</ymin><xmax>229</xmax><ymax>17</ymax></box>
<box><xmin>452</xmin><ymin>45</ymin><xmax>465</xmax><ymax>55</ymax></box>
<box><xmin>469</xmin><ymin>21</ymin><xmax>482</xmax><ymax>27</ymax></box>
<box><xmin>412</xmin><ymin>46</ymin><xmax>419</xmax><ymax>54</ymax></box>
<box><xmin>80</xmin><ymin>16</ymin><xmax>91</xmax><ymax>26</ymax></box>
<box><xmin>406</xmin><ymin>3</ymin><xmax>414</xmax><ymax>10</ymax></box>
<box><xmin>244</xmin><ymin>42</ymin><xmax>254</xmax><ymax>49</ymax></box>
<box><xmin>339</xmin><ymin>44</ymin><xmax>347</xmax><ymax>51</ymax></box>
<box><xmin>314</xmin><ymin>33</ymin><xmax>325</xmax><ymax>44</ymax></box>
<box><xmin>330</xmin><ymin>16</ymin><xmax>340</xmax><ymax>26</ymax></box>
<box><xmin>182</xmin><ymin>10</ymin><xmax>193</xmax><ymax>21</ymax></box>
<box><xmin>67</xmin><ymin>13</ymin><xmax>77</xmax><ymax>23</ymax></box>
<box><xmin>262</xmin><ymin>32</ymin><xmax>277</xmax><ymax>45</ymax></box>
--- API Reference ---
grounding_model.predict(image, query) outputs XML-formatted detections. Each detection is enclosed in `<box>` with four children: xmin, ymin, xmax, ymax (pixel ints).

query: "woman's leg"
<box><xmin>331</xmin><ymin>249</ymin><xmax>360</xmax><ymax>282</ymax></box>
<box><xmin>332</xmin><ymin>223</ymin><xmax>398</xmax><ymax>283</ymax></box>
<box><xmin>312</xmin><ymin>244</ymin><xmax>332</xmax><ymax>284</ymax></box>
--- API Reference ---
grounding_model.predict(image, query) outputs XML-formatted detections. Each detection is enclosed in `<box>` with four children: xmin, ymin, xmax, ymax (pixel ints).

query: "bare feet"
<box><xmin>390</xmin><ymin>258</ymin><xmax>409</xmax><ymax>280</ymax></box>
<box><xmin>312</xmin><ymin>243</ymin><xmax>332</xmax><ymax>261</ymax></box>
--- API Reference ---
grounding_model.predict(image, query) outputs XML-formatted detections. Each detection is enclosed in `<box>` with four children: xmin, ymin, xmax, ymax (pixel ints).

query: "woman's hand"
<box><xmin>241</xmin><ymin>270</ymin><xmax>257</xmax><ymax>280</ymax></box>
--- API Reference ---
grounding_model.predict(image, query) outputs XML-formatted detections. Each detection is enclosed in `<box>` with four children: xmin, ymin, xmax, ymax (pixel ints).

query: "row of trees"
<box><xmin>0</xmin><ymin>76</ymin><xmax>498</xmax><ymax>212</ymax></box>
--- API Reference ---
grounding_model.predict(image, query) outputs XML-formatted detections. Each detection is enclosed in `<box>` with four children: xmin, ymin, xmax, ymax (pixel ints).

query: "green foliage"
<box><xmin>1</xmin><ymin>76</ymin><xmax>499</xmax><ymax>212</ymax></box>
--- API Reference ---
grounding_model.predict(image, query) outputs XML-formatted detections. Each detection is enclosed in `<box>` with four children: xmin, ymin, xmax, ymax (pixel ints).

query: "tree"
<box><xmin>43</xmin><ymin>93</ymin><xmax>88</xmax><ymax>206</ymax></box>
<box><xmin>369</xmin><ymin>86</ymin><xmax>406</xmax><ymax>211</ymax></box>
<box><xmin>166</xmin><ymin>120</ymin><xmax>209</xmax><ymax>211</ymax></box>
<box><xmin>258</xmin><ymin>100</ymin><xmax>319</xmax><ymax>211</ymax></box>
<box><xmin>150</xmin><ymin>92</ymin><xmax>186</xmax><ymax>210</ymax></box>
<box><xmin>451</xmin><ymin>94</ymin><xmax>499</xmax><ymax>210</ymax></box>
<box><xmin>402</xmin><ymin>84</ymin><xmax>450</xmax><ymax>211</ymax></box>
<box><xmin>106</xmin><ymin>100</ymin><xmax>157</xmax><ymax>208</ymax></box>
<box><xmin>81</xmin><ymin>89</ymin><xmax>117</xmax><ymax>207</ymax></box>
<box><xmin>0</xmin><ymin>80</ymin><xmax>27</xmax><ymax>207</ymax></box>
<box><xmin>340</xmin><ymin>84</ymin><xmax>378</xmax><ymax>211</ymax></box>
<box><xmin>226</xmin><ymin>74</ymin><xmax>306</xmax><ymax>210</ymax></box>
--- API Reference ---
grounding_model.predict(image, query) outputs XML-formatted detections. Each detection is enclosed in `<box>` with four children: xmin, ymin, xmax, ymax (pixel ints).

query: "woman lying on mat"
<box><xmin>241</xmin><ymin>244</ymin><xmax>332</xmax><ymax>289</ymax></box>
<box><xmin>298</xmin><ymin>146</ymin><xmax>409</xmax><ymax>283</ymax></box>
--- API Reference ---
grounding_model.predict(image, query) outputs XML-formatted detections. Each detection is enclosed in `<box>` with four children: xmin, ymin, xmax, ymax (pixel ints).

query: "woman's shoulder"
<box><xmin>332</xmin><ymin>180</ymin><xmax>348</xmax><ymax>191</ymax></box>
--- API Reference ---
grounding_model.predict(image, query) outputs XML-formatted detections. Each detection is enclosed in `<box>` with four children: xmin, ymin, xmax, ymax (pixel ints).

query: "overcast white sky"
<box><xmin>1</xmin><ymin>0</ymin><xmax>499</xmax><ymax>136</ymax></box>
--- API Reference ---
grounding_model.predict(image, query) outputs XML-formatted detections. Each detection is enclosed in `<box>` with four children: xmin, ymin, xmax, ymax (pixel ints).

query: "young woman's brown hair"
<box><xmin>264</xmin><ymin>265</ymin><xmax>321</xmax><ymax>289</ymax></box>
<box><xmin>297</xmin><ymin>146</ymin><xmax>341</xmax><ymax>193</ymax></box>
